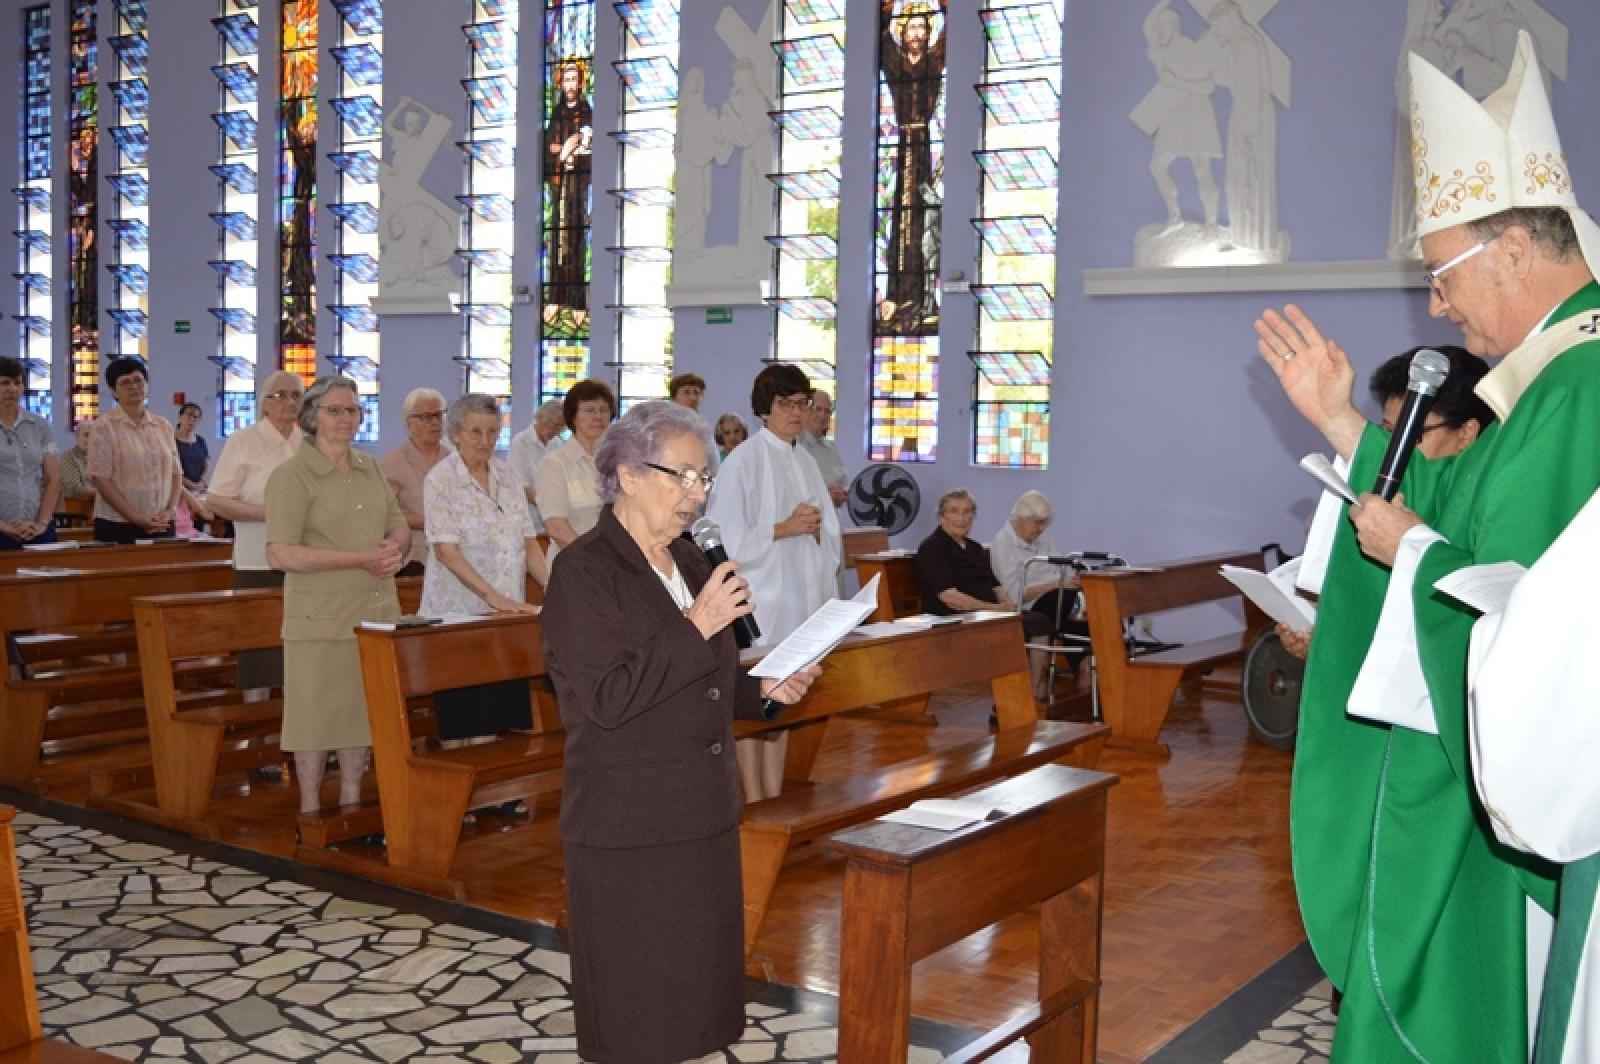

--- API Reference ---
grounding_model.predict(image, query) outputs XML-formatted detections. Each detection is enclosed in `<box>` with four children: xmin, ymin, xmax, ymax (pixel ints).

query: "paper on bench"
<box><xmin>880</xmin><ymin>799</ymin><xmax>1005</xmax><ymax>832</ymax></box>
<box><xmin>1434</xmin><ymin>560</ymin><xmax>1527</xmax><ymax>615</ymax></box>
<box><xmin>359</xmin><ymin>612</ymin><xmax>488</xmax><ymax>631</ymax></box>
<box><xmin>21</xmin><ymin>540</ymin><xmax>79</xmax><ymax>551</ymax></box>
<box><xmin>15</xmin><ymin>566</ymin><xmax>86</xmax><ymax>578</ymax></box>
<box><xmin>1220</xmin><ymin>561</ymin><xmax>1317</xmax><ymax>632</ymax></box>
<box><xmin>749</xmin><ymin>574</ymin><xmax>879</xmax><ymax>681</ymax></box>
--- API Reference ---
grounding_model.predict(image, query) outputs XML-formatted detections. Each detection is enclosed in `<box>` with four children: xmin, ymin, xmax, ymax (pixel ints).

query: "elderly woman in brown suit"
<box><xmin>542</xmin><ymin>401</ymin><xmax>819</xmax><ymax>1063</ymax></box>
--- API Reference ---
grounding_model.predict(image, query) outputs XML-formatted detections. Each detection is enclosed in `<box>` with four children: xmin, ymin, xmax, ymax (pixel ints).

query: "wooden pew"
<box><xmin>86</xmin><ymin>576</ymin><xmax>427</xmax><ymax>833</ymax></box>
<box><xmin>1078</xmin><ymin>549</ymin><xmax>1267</xmax><ymax>756</ymax></box>
<box><xmin>0</xmin><ymin>538</ymin><xmax>231</xmax><ymax>577</ymax></box>
<box><xmin>295</xmin><ymin>613</ymin><xmax>562</xmax><ymax>897</ymax></box>
<box><xmin>827</xmin><ymin>764</ymin><xmax>1117</xmax><ymax>1063</ymax></box>
<box><xmin>854</xmin><ymin>551</ymin><xmax>920</xmax><ymax>621</ymax></box>
<box><xmin>0</xmin><ymin>562</ymin><xmax>235</xmax><ymax>790</ymax></box>
<box><xmin>840</xmin><ymin>527</ymin><xmax>889</xmax><ymax>570</ymax></box>
<box><xmin>0</xmin><ymin>806</ymin><xmax>122</xmax><ymax>1062</ymax></box>
<box><xmin>733</xmin><ymin>613</ymin><xmax>1106</xmax><ymax>958</ymax></box>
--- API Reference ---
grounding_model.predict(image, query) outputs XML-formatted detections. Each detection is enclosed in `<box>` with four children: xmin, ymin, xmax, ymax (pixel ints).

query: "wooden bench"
<box><xmin>295</xmin><ymin>613</ymin><xmax>561</xmax><ymax>897</ymax></box>
<box><xmin>1078</xmin><ymin>549</ymin><xmax>1267</xmax><ymax>756</ymax></box>
<box><xmin>826</xmin><ymin>764</ymin><xmax>1117</xmax><ymax>1063</ymax></box>
<box><xmin>840</xmin><ymin>527</ymin><xmax>889</xmax><ymax>570</ymax></box>
<box><xmin>85</xmin><ymin>576</ymin><xmax>428</xmax><ymax>834</ymax></box>
<box><xmin>854</xmin><ymin>551</ymin><xmax>920</xmax><ymax>621</ymax></box>
<box><xmin>734</xmin><ymin>613</ymin><xmax>1106</xmax><ymax>957</ymax></box>
<box><xmin>0</xmin><ymin>538</ymin><xmax>232</xmax><ymax>577</ymax></box>
<box><xmin>0</xmin><ymin>806</ymin><xmax>122</xmax><ymax>1063</ymax></box>
<box><xmin>0</xmin><ymin>562</ymin><xmax>236</xmax><ymax>790</ymax></box>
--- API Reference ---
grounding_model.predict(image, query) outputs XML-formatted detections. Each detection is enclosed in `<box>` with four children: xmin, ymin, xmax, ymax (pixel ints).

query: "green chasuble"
<box><xmin>1292</xmin><ymin>281</ymin><xmax>1600</xmax><ymax>1062</ymax></box>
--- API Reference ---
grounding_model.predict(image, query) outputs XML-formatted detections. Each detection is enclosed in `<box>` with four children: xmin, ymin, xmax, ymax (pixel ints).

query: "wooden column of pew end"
<box><xmin>852</xmin><ymin>550</ymin><xmax>919</xmax><ymax>622</ymax></box>
<box><xmin>839</xmin><ymin>526</ymin><xmax>889</xmax><ymax>571</ymax></box>
<box><xmin>293</xmin><ymin>613</ymin><xmax>563</xmax><ymax>901</ymax></box>
<box><xmin>733</xmin><ymin>614</ymin><xmax>1107</xmax><ymax>967</ymax></box>
<box><xmin>0</xmin><ymin>806</ymin><xmax>124</xmax><ymax>1062</ymax></box>
<box><xmin>0</xmin><ymin>561</ymin><xmax>235</xmax><ymax>793</ymax></box>
<box><xmin>1078</xmin><ymin>549</ymin><xmax>1269</xmax><ymax>758</ymax></box>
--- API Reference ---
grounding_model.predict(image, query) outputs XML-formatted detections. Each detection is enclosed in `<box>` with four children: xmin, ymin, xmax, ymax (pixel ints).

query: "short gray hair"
<box><xmin>298</xmin><ymin>375</ymin><xmax>360</xmax><ymax>436</ymax></box>
<box><xmin>1468</xmin><ymin>207</ymin><xmax>1580</xmax><ymax>262</ymax></box>
<box><xmin>937</xmin><ymin>488</ymin><xmax>976</xmax><ymax>516</ymax></box>
<box><xmin>446</xmin><ymin>392</ymin><xmax>502</xmax><ymax>441</ymax></box>
<box><xmin>401</xmin><ymin>387</ymin><xmax>446</xmax><ymax>420</ymax></box>
<box><xmin>258</xmin><ymin>370</ymin><xmax>304</xmax><ymax>405</ymax></box>
<box><xmin>1010</xmin><ymin>490</ymin><xmax>1053</xmax><ymax>520</ymax></box>
<box><xmin>596</xmin><ymin>401</ymin><xmax>712</xmax><ymax>502</ymax></box>
<box><xmin>534</xmin><ymin>399</ymin><xmax>565</xmax><ymax>428</ymax></box>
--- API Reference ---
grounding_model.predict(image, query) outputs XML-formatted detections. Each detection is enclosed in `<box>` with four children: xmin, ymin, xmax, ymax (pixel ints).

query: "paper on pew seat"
<box><xmin>21</xmin><ymin>540</ymin><xmax>79</xmax><ymax>551</ymax></box>
<box><xmin>880</xmin><ymin>798</ymin><xmax>1006</xmax><ymax>832</ymax></box>
<box><xmin>1434</xmin><ymin>560</ymin><xmax>1526</xmax><ymax>615</ymax></box>
<box><xmin>359</xmin><ymin>612</ymin><xmax>488</xmax><ymax>631</ymax></box>
<box><xmin>15</xmin><ymin>566</ymin><xmax>86</xmax><ymax>578</ymax></box>
<box><xmin>13</xmin><ymin>632</ymin><xmax>75</xmax><ymax>644</ymax></box>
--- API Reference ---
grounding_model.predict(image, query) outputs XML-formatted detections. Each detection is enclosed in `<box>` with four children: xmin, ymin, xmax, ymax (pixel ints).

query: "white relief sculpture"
<box><xmin>667</xmin><ymin>1</ymin><xmax>778</xmax><ymax>307</ymax></box>
<box><xmin>1386</xmin><ymin>0</ymin><xmax>1565</xmax><ymax>260</ymax></box>
<box><xmin>1130</xmin><ymin>0</ymin><xmax>1290</xmax><ymax>267</ymax></box>
<box><xmin>376</xmin><ymin>96</ymin><xmax>462</xmax><ymax>313</ymax></box>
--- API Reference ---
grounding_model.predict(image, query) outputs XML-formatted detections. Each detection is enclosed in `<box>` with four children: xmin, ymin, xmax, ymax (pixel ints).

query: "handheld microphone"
<box><xmin>689</xmin><ymin>517</ymin><xmax>761</xmax><ymax>649</ymax></box>
<box><xmin>1373</xmin><ymin>348</ymin><xmax>1451</xmax><ymax>502</ymax></box>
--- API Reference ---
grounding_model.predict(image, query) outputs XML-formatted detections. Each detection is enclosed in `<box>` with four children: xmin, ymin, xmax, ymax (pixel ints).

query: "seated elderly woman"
<box><xmin>381</xmin><ymin>387</ymin><xmax>448</xmax><ymax>576</ymax></box>
<box><xmin>915</xmin><ymin>488</ymin><xmax>1052</xmax><ymax>631</ymax></box>
<box><xmin>422</xmin><ymin>394</ymin><xmax>549</xmax><ymax>745</ymax></box>
<box><xmin>542</xmin><ymin>400</ymin><xmax>817</xmax><ymax>1062</ymax></box>
<box><xmin>989</xmin><ymin>490</ymin><xmax>1089</xmax><ymax>681</ymax></box>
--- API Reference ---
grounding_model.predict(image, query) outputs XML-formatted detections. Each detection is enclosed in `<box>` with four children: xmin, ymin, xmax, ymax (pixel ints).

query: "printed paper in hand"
<box><xmin>749</xmin><ymin>575</ymin><xmax>880</xmax><ymax>681</ymax></box>
<box><xmin>1219</xmin><ymin>560</ymin><xmax>1317</xmax><ymax>632</ymax></box>
<box><xmin>1434</xmin><ymin>560</ymin><xmax>1527</xmax><ymax>615</ymax></box>
<box><xmin>1300</xmin><ymin>453</ymin><xmax>1357</xmax><ymax>504</ymax></box>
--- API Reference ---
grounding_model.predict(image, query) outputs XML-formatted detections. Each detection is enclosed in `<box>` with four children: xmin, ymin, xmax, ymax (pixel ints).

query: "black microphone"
<box><xmin>1373</xmin><ymin>348</ymin><xmax>1451</xmax><ymax>502</ymax></box>
<box><xmin>689</xmin><ymin>517</ymin><xmax>761</xmax><ymax>649</ymax></box>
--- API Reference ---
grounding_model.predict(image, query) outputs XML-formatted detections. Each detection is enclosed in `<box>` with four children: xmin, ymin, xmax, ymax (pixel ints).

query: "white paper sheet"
<box><xmin>21</xmin><ymin>540</ymin><xmax>80</xmax><ymax>551</ymax></box>
<box><xmin>1220</xmin><ymin>561</ymin><xmax>1317</xmax><ymax>631</ymax></box>
<box><xmin>1297</xmin><ymin>454</ymin><xmax>1351</xmax><ymax>597</ymax></box>
<box><xmin>748</xmin><ymin>574</ymin><xmax>880</xmax><ymax>680</ymax></box>
<box><xmin>879</xmin><ymin>799</ymin><xmax>1005</xmax><ymax>832</ymax></box>
<box><xmin>15</xmin><ymin>566</ymin><xmax>86</xmax><ymax>578</ymax></box>
<box><xmin>1434</xmin><ymin>560</ymin><xmax>1527</xmax><ymax>615</ymax></box>
<box><xmin>1300</xmin><ymin>453</ymin><xmax>1357</xmax><ymax>504</ymax></box>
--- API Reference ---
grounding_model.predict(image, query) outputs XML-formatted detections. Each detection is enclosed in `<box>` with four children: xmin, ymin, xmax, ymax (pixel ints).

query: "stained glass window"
<box><xmin>868</xmin><ymin>0</ymin><xmax>947</xmax><ymax>462</ymax></box>
<box><xmin>768</xmin><ymin>4</ymin><xmax>847</xmax><ymax>391</ymax></box>
<box><xmin>609</xmin><ymin>0</ymin><xmax>679</xmax><ymax>409</ymax></box>
<box><xmin>278</xmin><ymin>0</ymin><xmax>318</xmax><ymax>385</ymax></box>
<box><xmin>68</xmin><ymin>0</ymin><xmax>100</xmax><ymax>425</ymax></box>
<box><xmin>211</xmin><ymin>0</ymin><xmax>261</xmax><ymax>435</ymax></box>
<box><xmin>971</xmin><ymin>0</ymin><xmax>1063</xmax><ymax>468</ymax></box>
<box><xmin>16</xmin><ymin>6</ymin><xmax>53</xmax><ymax>418</ymax></box>
<box><xmin>329</xmin><ymin>0</ymin><xmax>382</xmax><ymax>443</ymax></box>
<box><xmin>538</xmin><ymin>1</ymin><xmax>595</xmax><ymax>402</ymax></box>
<box><xmin>458</xmin><ymin>1</ymin><xmax>521</xmax><ymax>429</ymax></box>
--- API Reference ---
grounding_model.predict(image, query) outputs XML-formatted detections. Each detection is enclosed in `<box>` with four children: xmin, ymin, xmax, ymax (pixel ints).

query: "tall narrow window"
<box><xmin>458</xmin><ymin>0</ymin><xmax>520</xmax><ymax>432</ymax></box>
<box><xmin>768</xmin><ymin>0</ymin><xmax>845</xmax><ymax>389</ymax></box>
<box><xmin>869</xmin><ymin>0</ymin><xmax>946</xmax><ymax>463</ymax></box>
<box><xmin>278</xmin><ymin>0</ymin><xmax>318</xmax><ymax>383</ymax></box>
<box><xmin>327</xmin><ymin>0</ymin><xmax>382</xmax><ymax>442</ymax></box>
<box><xmin>210</xmin><ymin>0</ymin><xmax>262</xmax><ymax>438</ymax></box>
<box><xmin>16</xmin><ymin>5</ymin><xmax>53</xmax><ymax>419</ymax></box>
<box><xmin>608</xmin><ymin>0</ymin><xmax>678</xmax><ymax>409</ymax></box>
<box><xmin>105</xmin><ymin>0</ymin><xmax>149</xmax><ymax>365</ymax></box>
<box><xmin>538</xmin><ymin>1</ymin><xmax>595</xmax><ymax>403</ymax></box>
<box><xmin>970</xmin><ymin>1</ymin><xmax>1061</xmax><ymax>468</ymax></box>
<box><xmin>67</xmin><ymin>0</ymin><xmax>100</xmax><ymax>425</ymax></box>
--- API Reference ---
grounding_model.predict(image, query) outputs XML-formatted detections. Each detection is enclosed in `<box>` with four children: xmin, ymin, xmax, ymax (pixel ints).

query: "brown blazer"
<box><xmin>543</xmin><ymin>506</ymin><xmax>764</xmax><ymax>848</ymax></box>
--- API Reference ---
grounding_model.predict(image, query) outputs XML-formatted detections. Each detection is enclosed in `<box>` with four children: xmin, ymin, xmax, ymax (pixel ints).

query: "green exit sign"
<box><xmin>174</xmin><ymin>320</ymin><xmax>192</xmax><ymax>334</ymax></box>
<box><xmin>705</xmin><ymin>307</ymin><xmax>733</xmax><ymax>325</ymax></box>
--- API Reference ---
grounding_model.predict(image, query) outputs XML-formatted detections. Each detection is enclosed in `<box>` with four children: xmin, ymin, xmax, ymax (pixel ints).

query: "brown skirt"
<box><xmin>564</xmin><ymin>828</ymin><xmax>745</xmax><ymax>1063</ymax></box>
<box><xmin>233</xmin><ymin>568</ymin><xmax>285</xmax><ymax>689</ymax></box>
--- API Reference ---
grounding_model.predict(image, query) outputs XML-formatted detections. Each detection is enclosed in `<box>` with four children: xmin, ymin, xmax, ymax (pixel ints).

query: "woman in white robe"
<box><xmin>706</xmin><ymin>365</ymin><xmax>841</xmax><ymax>799</ymax></box>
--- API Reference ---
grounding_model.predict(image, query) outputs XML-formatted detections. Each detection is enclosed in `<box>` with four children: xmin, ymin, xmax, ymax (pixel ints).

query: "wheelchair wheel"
<box><xmin>1241</xmin><ymin>627</ymin><xmax>1304</xmax><ymax>750</ymax></box>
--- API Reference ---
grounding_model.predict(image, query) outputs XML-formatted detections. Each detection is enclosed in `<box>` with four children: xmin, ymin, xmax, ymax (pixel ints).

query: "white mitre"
<box><xmin>1409</xmin><ymin>30</ymin><xmax>1600</xmax><ymax>280</ymax></box>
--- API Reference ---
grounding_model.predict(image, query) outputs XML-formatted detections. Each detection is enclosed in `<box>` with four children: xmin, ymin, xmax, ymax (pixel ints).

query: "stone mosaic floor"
<box><xmin>1219</xmin><ymin>981</ymin><xmax>1333</xmax><ymax>1063</ymax></box>
<box><xmin>14</xmin><ymin>809</ymin><xmax>948</xmax><ymax>1062</ymax></box>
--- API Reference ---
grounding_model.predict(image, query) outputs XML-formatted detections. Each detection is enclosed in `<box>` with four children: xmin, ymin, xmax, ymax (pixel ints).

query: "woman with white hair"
<box><xmin>380</xmin><ymin>386</ymin><xmax>447</xmax><ymax>575</ymax></box>
<box><xmin>207</xmin><ymin>371</ymin><xmax>306</xmax><ymax>689</ymax></box>
<box><xmin>990</xmin><ymin>490</ymin><xmax>1085</xmax><ymax>681</ymax></box>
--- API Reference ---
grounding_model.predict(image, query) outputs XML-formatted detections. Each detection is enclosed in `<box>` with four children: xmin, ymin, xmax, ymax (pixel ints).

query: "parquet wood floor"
<box><xmin>18</xmin><ymin>668</ymin><xmax>1304</xmax><ymax>1062</ymax></box>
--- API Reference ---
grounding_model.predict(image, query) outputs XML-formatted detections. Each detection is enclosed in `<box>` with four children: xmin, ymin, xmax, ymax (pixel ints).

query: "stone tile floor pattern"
<box><xmin>1221</xmin><ymin>980</ymin><xmax>1333</xmax><ymax>1063</ymax></box>
<box><xmin>15</xmin><ymin>810</ymin><xmax>946</xmax><ymax>1062</ymax></box>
